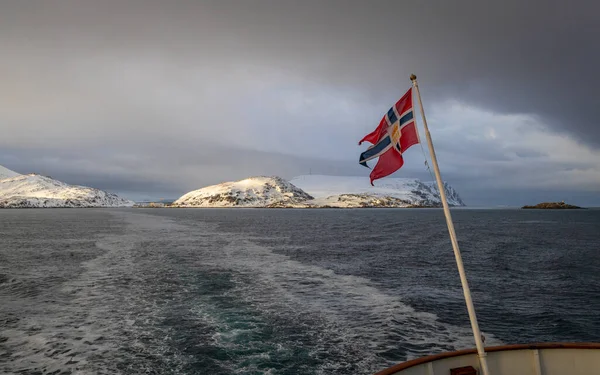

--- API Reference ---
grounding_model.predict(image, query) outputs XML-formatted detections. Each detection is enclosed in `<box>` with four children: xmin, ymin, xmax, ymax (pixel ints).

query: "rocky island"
<box><xmin>522</xmin><ymin>202</ymin><xmax>583</xmax><ymax>209</ymax></box>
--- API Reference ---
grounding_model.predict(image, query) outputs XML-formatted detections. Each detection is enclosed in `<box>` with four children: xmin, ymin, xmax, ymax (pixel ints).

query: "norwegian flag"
<box><xmin>358</xmin><ymin>87</ymin><xmax>419</xmax><ymax>185</ymax></box>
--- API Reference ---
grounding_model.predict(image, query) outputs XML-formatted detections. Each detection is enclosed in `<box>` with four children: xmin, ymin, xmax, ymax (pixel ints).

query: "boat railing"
<box><xmin>374</xmin><ymin>342</ymin><xmax>600</xmax><ymax>375</ymax></box>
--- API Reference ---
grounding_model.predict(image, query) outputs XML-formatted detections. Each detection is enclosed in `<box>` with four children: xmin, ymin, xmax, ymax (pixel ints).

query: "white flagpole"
<box><xmin>410</xmin><ymin>74</ymin><xmax>491</xmax><ymax>375</ymax></box>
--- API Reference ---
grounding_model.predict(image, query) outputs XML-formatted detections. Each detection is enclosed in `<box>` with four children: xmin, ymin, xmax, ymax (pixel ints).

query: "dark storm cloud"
<box><xmin>1</xmin><ymin>0</ymin><xmax>598</xmax><ymax>143</ymax></box>
<box><xmin>1</xmin><ymin>0</ymin><xmax>599</xmax><ymax>204</ymax></box>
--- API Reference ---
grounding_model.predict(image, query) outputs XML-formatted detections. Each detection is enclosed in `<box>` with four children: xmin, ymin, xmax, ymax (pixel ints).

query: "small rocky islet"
<box><xmin>521</xmin><ymin>202</ymin><xmax>583</xmax><ymax>209</ymax></box>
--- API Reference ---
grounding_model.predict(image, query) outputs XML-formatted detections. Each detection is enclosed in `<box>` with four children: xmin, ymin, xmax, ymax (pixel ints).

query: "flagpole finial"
<box><xmin>410</xmin><ymin>74</ymin><xmax>417</xmax><ymax>82</ymax></box>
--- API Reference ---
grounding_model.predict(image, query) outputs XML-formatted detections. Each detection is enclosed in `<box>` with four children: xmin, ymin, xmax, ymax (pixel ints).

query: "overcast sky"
<box><xmin>1</xmin><ymin>0</ymin><xmax>599</xmax><ymax>205</ymax></box>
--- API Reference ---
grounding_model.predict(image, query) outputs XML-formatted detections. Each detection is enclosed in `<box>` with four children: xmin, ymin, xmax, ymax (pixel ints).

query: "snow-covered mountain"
<box><xmin>173</xmin><ymin>175</ymin><xmax>464</xmax><ymax>208</ymax></box>
<box><xmin>0</xmin><ymin>167</ymin><xmax>134</xmax><ymax>208</ymax></box>
<box><xmin>423</xmin><ymin>181</ymin><xmax>465</xmax><ymax>207</ymax></box>
<box><xmin>172</xmin><ymin>176</ymin><xmax>313</xmax><ymax>207</ymax></box>
<box><xmin>290</xmin><ymin>175</ymin><xmax>465</xmax><ymax>208</ymax></box>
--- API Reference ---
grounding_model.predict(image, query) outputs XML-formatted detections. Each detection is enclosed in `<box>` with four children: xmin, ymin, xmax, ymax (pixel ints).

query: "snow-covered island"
<box><xmin>172</xmin><ymin>175</ymin><xmax>465</xmax><ymax>208</ymax></box>
<box><xmin>172</xmin><ymin>176</ymin><xmax>313</xmax><ymax>207</ymax></box>
<box><xmin>0</xmin><ymin>165</ymin><xmax>134</xmax><ymax>208</ymax></box>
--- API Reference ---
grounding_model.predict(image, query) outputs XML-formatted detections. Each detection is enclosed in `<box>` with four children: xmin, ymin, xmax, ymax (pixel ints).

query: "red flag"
<box><xmin>359</xmin><ymin>87</ymin><xmax>419</xmax><ymax>185</ymax></box>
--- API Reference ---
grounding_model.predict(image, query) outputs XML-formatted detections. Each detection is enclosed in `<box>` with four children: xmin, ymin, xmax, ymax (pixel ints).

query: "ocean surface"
<box><xmin>1</xmin><ymin>208</ymin><xmax>599</xmax><ymax>374</ymax></box>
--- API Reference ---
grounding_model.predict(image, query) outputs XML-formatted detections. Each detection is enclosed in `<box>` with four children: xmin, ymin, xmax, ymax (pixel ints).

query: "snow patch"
<box><xmin>0</xmin><ymin>165</ymin><xmax>20</xmax><ymax>180</ymax></box>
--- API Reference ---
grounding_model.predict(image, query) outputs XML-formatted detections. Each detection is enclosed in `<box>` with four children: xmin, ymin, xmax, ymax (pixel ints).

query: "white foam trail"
<box><xmin>201</xmin><ymin>238</ymin><xmax>501</xmax><ymax>373</ymax></box>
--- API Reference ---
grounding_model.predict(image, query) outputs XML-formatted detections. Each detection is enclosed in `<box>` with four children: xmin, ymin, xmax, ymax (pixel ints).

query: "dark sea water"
<box><xmin>1</xmin><ymin>208</ymin><xmax>599</xmax><ymax>375</ymax></box>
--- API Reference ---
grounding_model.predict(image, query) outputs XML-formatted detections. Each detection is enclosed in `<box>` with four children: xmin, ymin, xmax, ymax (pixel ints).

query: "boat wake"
<box><xmin>0</xmin><ymin>211</ymin><xmax>500</xmax><ymax>375</ymax></box>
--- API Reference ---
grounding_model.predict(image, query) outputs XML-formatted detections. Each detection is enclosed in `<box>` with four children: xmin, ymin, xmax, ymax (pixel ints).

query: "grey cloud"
<box><xmin>512</xmin><ymin>149</ymin><xmax>547</xmax><ymax>159</ymax></box>
<box><xmin>1</xmin><ymin>0</ymin><xmax>599</xmax><ymax>205</ymax></box>
<box><xmin>1</xmin><ymin>1</ymin><xmax>598</xmax><ymax>144</ymax></box>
